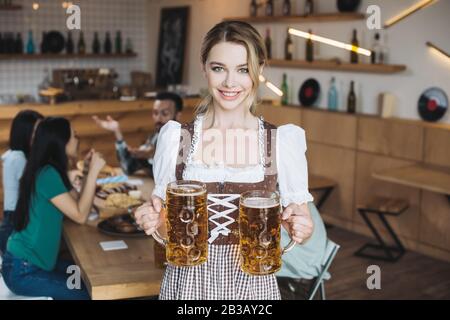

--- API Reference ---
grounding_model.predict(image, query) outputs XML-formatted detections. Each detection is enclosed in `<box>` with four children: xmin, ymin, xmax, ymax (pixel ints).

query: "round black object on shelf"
<box><xmin>337</xmin><ymin>0</ymin><xmax>361</xmax><ymax>12</ymax></box>
<box><xmin>418</xmin><ymin>87</ymin><xmax>448</xmax><ymax>122</ymax></box>
<box><xmin>299</xmin><ymin>78</ymin><xmax>320</xmax><ymax>107</ymax></box>
<box><xmin>44</xmin><ymin>31</ymin><xmax>65</xmax><ymax>54</ymax></box>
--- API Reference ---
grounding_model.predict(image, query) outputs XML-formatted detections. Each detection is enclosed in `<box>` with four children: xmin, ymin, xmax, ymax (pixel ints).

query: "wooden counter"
<box><xmin>0</xmin><ymin>98</ymin><xmax>200</xmax><ymax>143</ymax></box>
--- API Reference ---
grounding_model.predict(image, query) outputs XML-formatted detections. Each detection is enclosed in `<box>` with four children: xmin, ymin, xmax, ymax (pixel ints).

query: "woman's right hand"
<box><xmin>134</xmin><ymin>196</ymin><xmax>164</xmax><ymax>236</ymax></box>
<box><xmin>89</xmin><ymin>150</ymin><xmax>106</xmax><ymax>175</ymax></box>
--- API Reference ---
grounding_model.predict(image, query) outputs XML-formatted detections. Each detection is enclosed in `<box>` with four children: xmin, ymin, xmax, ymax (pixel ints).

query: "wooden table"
<box><xmin>372</xmin><ymin>165</ymin><xmax>450</xmax><ymax>198</ymax></box>
<box><xmin>63</xmin><ymin>176</ymin><xmax>165</xmax><ymax>300</ymax></box>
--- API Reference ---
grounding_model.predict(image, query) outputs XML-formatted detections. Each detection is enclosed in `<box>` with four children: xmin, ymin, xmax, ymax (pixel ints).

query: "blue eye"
<box><xmin>212</xmin><ymin>66</ymin><xmax>224</xmax><ymax>72</ymax></box>
<box><xmin>239</xmin><ymin>68</ymin><xmax>249</xmax><ymax>73</ymax></box>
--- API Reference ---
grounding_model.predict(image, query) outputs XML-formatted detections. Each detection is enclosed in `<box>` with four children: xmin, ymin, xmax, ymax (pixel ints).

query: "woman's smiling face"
<box><xmin>204</xmin><ymin>42</ymin><xmax>253</xmax><ymax>112</ymax></box>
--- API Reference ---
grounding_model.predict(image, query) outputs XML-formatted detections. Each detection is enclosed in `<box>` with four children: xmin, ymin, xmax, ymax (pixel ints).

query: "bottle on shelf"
<box><xmin>284</xmin><ymin>28</ymin><xmax>293</xmax><ymax>60</ymax></box>
<box><xmin>265</xmin><ymin>0</ymin><xmax>274</xmax><ymax>17</ymax></box>
<box><xmin>38</xmin><ymin>68</ymin><xmax>52</xmax><ymax>103</ymax></box>
<box><xmin>5</xmin><ymin>32</ymin><xmax>15</xmax><ymax>54</ymax></box>
<box><xmin>77</xmin><ymin>31</ymin><xmax>86</xmax><ymax>54</ymax></box>
<box><xmin>250</xmin><ymin>0</ymin><xmax>257</xmax><ymax>17</ymax></box>
<box><xmin>350</xmin><ymin>29</ymin><xmax>359</xmax><ymax>64</ymax></box>
<box><xmin>92</xmin><ymin>32</ymin><xmax>101</xmax><ymax>54</ymax></box>
<box><xmin>379</xmin><ymin>32</ymin><xmax>389</xmax><ymax>64</ymax></box>
<box><xmin>0</xmin><ymin>33</ymin><xmax>4</xmax><ymax>54</ymax></box>
<box><xmin>371</xmin><ymin>33</ymin><xmax>380</xmax><ymax>64</ymax></box>
<box><xmin>38</xmin><ymin>68</ymin><xmax>51</xmax><ymax>91</ymax></box>
<box><xmin>66</xmin><ymin>31</ymin><xmax>74</xmax><ymax>54</ymax></box>
<box><xmin>282</xmin><ymin>0</ymin><xmax>291</xmax><ymax>16</ymax></box>
<box><xmin>26</xmin><ymin>30</ymin><xmax>35</xmax><ymax>54</ymax></box>
<box><xmin>304</xmin><ymin>0</ymin><xmax>314</xmax><ymax>16</ymax></box>
<box><xmin>347</xmin><ymin>80</ymin><xmax>356</xmax><ymax>114</ymax></box>
<box><xmin>40</xmin><ymin>31</ymin><xmax>47</xmax><ymax>54</ymax></box>
<box><xmin>265</xmin><ymin>28</ymin><xmax>272</xmax><ymax>60</ymax></box>
<box><xmin>327</xmin><ymin>77</ymin><xmax>338</xmax><ymax>111</ymax></box>
<box><xmin>115</xmin><ymin>31</ymin><xmax>122</xmax><ymax>54</ymax></box>
<box><xmin>125</xmin><ymin>37</ymin><xmax>134</xmax><ymax>54</ymax></box>
<box><xmin>306</xmin><ymin>29</ymin><xmax>314</xmax><ymax>62</ymax></box>
<box><xmin>15</xmin><ymin>32</ymin><xmax>23</xmax><ymax>54</ymax></box>
<box><xmin>104</xmin><ymin>32</ymin><xmax>112</xmax><ymax>54</ymax></box>
<box><xmin>281</xmin><ymin>73</ymin><xmax>289</xmax><ymax>106</ymax></box>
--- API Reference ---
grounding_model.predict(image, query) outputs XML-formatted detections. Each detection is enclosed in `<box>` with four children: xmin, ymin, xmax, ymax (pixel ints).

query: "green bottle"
<box><xmin>115</xmin><ymin>31</ymin><xmax>122</xmax><ymax>54</ymax></box>
<box><xmin>281</xmin><ymin>73</ymin><xmax>289</xmax><ymax>105</ymax></box>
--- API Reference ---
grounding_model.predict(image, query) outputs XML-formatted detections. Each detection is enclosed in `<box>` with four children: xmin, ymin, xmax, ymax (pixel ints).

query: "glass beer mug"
<box><xmin>239</xmin><ymin>190</ymin><xmax>296</xmax><ymax>275</ymax></box>
<box><xmin>152</xmin><ymin>180</ymin><xmax>208</xmax><ymax>267</ymax></box>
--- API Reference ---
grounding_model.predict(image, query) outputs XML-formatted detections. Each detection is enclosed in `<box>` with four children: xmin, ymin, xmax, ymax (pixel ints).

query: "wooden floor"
<box><xmin>323</xmin><ymin>227</ymin><xmax>450</xmax><ymax>300</ymax></box>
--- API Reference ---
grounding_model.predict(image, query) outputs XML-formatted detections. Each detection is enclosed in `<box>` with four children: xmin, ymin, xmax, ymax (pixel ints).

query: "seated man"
<box><xmin>92</xmin><ymin>92</ymin><xmax>183</xmax><ymax>177</ymax></box>
<box><xmin>277</xmin><ymin>202</ymin><xmax>329</xmax><ymax>300</ymax></box>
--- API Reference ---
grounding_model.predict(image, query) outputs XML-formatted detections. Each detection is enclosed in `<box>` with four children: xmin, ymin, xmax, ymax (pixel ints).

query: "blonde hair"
<box><xmin>197</xmin><ymin>21</ymin><xmax>267</xmax><ymax>120</ymax></box>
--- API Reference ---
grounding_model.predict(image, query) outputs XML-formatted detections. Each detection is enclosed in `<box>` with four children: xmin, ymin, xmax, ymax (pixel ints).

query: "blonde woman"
<box><xmin>135</xmin><ymin>21</ymin><xmax>314</xmax><ymax>300</ymax></box>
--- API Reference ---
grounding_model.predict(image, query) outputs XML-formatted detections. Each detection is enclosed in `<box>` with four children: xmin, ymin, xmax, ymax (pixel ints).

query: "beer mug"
<box><xmin>152</xmin><ymin>180</ymin><xmax>208</xmax><ymax>267</ymax></box>
<box><xmin>239</xmin><ymin>190</ymin><xmax>296</xmax><ymax>275</ymax></box>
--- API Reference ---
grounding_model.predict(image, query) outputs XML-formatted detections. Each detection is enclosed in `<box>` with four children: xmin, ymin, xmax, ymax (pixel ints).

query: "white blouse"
<box><xmin>152</xmin><ymin>116</ymin><xmax>314</xmax><ymax>207</ymax></box>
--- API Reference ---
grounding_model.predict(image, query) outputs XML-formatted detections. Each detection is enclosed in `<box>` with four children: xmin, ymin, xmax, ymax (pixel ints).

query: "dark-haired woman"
<box><xmin>0</xmin><ymin>110</ymin><xmax>43</xmax><ymax>256</ymax></box>
<box><xmin>1</xmin><ymin>117</ymin><xmax>105</xmax><ymax>300</ymax></box>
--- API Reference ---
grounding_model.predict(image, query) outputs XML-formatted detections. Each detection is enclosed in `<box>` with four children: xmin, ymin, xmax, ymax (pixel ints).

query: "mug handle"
<box><xmin>151</xmin><ymin>201</ymin><xmax>167</xmax><ymax>247</ymax></box>
<box><xmin>129</xmin><ymin>202</ymin><xmax>167</xmax><ymax>247</ymax></box>
<box><xmin>282</xmin><ymin>239</ymin><xmax>296</xmax><ymax>254</ymax></box>
<box><xmin>152</xmin><ymin>228</ymin><xmax>167</xmax><ymax>247</ymax></box>
<box><xmin>280</xmin><ymin>205</ymin><xmax>297</xmax><ymax>254</ymax></box>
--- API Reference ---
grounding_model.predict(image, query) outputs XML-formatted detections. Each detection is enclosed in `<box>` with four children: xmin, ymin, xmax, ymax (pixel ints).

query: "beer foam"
<box><xmin>170</xmin><ymin>184</ymin><xmax>206</xmax><ymax>196</ymax></box>
<box><xmin>242</xmin><ymin>197</ymin><xmax>278</xmax><ymax>208</ymax></box>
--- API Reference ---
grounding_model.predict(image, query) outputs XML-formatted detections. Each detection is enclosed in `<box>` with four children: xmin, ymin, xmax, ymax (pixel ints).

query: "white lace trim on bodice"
<box><xmin>207</xmin><ymin>194</ymin><xmax>240</xmax><ymax>243</ymax></box>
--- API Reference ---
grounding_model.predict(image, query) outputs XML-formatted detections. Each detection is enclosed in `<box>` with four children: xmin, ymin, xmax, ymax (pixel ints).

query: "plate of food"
<box><xmin>97</xmin><ymin>213</ymin><xmax>146</xmax><ymax>238</ymax></box>
<box><xmin>94</xmin><ymin>189</ymin><xmax>144</xmax><ymax>219</ymax></box>
<box><xmin>94</xmin><ymin>180</ymin><xmax>143</xmax><ymax>215</ymax></box>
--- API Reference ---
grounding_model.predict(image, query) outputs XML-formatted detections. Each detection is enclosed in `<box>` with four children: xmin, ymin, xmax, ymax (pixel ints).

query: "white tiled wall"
<box><xmin>0</xmin><ymin>0</ymin><xmax>149</xmax><ymax>98</ymax></box>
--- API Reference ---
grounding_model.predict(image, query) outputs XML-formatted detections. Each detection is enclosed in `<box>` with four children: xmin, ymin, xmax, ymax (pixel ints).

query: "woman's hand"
<box><xmin>281</xmin><ymin>203</ymin><xmax>314</xmax><ymax>244</ymax></box>
<box><xmin>88</xmin><ymin>150</ymin><xmax>106</xmax><ymax>175</ymax></box>
<box><xmin>134</xmin><ymin>196</ymin><xmax>164</xmax><ymax>236</ymax></box>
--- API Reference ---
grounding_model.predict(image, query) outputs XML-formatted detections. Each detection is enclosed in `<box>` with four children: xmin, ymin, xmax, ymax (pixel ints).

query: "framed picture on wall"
<box><xmin>155</xmin><ymin>6</ymin><xmax>190</xmax><ymax>88</ymax></box>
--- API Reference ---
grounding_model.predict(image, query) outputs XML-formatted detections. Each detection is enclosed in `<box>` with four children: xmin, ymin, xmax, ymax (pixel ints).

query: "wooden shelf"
<box><xmin>0</xmin><ymin>4</ymin><xmax>22</xmax><ymax>10</ymax></box>
<box><xmin>224</xmin><ymin>13</ymin><xmax>366</xmax><ymax>24</ymax></box>
<box><xmin>0</xmin><ymin>53</ymin><xmax>137</xmax><ymax>60</ymax></box>
<box><xmin>268</xmin><ymin>59</ymin><xmax>407</xmax><ymax>74</ymax></box>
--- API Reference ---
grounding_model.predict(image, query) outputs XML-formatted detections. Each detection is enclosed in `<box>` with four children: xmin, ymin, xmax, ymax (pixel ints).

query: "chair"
<box><xmin>0</xmin><ymin>255</ymin><xmax>53</xmax><ymax>300</ymax></box>
<box><xmin>354</xmin><ymin>197</ymin><xmax>409</xmax><ymax>262</ymax></box>
<box><xmin>307</xmin><ymin>239</ymin><xmax>340</xmax><ymax>300</ymax></box>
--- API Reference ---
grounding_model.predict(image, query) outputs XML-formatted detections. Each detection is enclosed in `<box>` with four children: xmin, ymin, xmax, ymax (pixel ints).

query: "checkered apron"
<box><xmin>159</xmin><ymin>120</ymin><xmax>281</xmax><ymax>300</ymax></box>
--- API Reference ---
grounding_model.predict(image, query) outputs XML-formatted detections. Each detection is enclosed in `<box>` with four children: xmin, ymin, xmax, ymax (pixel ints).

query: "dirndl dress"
<box><xmin>158</xmin><ymin>117</ymin><xmax>281</xmax><ymax>300</ymax></box>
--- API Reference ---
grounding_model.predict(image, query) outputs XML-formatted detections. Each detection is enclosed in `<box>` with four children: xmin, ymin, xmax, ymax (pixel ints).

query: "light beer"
<box><xmin>239</xmin><ymin>192</ymin><xmax>282</xmax><ymax>275</ymax></box>
<box><xmin>165</xmin><ymin>181</ymin><xmax>208</xmax><ymax>267</ymax></box>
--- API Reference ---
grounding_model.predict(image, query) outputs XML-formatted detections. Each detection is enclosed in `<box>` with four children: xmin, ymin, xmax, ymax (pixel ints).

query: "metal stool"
<box><xmin>355</xmin><ymin>197</ymin><xmax>409</xmax><ymax>262</ymax></box>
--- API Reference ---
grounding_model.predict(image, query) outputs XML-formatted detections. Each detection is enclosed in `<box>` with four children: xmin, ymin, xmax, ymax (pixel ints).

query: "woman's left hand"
<box><xmin>281</xmin><ymin>203</ymin><xmax>314</xmax><ymax>244</ymax></box>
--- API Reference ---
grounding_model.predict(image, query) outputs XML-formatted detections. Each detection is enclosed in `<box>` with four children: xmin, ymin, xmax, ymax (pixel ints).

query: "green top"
<box><xmin>7</xmin><ymin>165</ymin><xmax>69</xmax><ymax>271</ymax></box>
